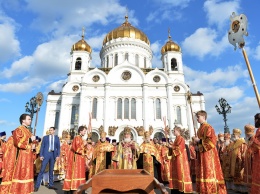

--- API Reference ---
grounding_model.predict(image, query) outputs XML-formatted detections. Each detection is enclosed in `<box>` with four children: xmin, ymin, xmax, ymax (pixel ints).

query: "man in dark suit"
<box><xmin>34</xmin><ymin>127</ymin><xmax>60</xmax><ymax>191</ymax></box>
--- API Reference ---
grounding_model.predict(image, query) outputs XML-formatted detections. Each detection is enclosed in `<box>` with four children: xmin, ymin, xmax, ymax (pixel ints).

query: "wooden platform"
<box><xmin>75</xmin><ymin>169</ymin><xmax>168</xmax><ymax>194</ymax></box>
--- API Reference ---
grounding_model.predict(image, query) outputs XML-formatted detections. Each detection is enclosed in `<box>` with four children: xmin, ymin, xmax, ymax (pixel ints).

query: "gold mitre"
<box><xmin>244</xmin><ymin>124</ymin><xmax>255</xmax><ymax>135</ymax></box>
<box><xmin>224</xmin><ymin>133</ymin><xmax>231</xmax><ymax>139</ymax></box>
<box><xmin>218</xmin><ymin>133</ymin><xmax>224</xmax><ymax>138</ymax></box>
<box><xmin>232</xmin><ymin>128</ymin><xmax>241</xmax><ymax>135</ymax></box>
<box><xmin>100</xmin><ymin>131</ymin><xmax>107</xmax><ymax>138</ymax></box>
<box><xmin>123</xmin><ymin>127</ymin><xmax>131</xmax><ymax>135</ymax></box>
<box><xmin>144</xmin><ymin>131</ymin><xmax>150</xmax><ymax>138</ymax></box>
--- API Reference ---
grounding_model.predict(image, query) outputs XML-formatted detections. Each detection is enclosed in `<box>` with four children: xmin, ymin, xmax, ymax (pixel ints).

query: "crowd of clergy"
<box><xmin>0</xmin><ymin>111</ymin><xmax>259</xmax><ymax>194</ymax></box>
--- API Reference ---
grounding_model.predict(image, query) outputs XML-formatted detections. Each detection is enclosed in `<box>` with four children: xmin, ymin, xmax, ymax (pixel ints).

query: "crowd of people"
<box><xmin>0</xmin><ymin>111</ymin><xmax>259</xmax><ymax>194</ymax></box>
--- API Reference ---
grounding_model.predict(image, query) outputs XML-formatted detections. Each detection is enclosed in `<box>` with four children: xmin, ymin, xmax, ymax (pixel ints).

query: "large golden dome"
<box><xmin>161</xmin><ymin>32</ymin><xmax>181</xmax><ymax>54</ymax></box>
<box><xmin>72</xmin><ymin>30</ymin><xmax>92</xmax><ymax>53</ymax></box>
<box><xmin>103</xmin><ymin>16</ymin><xmax>150</xmax><ymax>45</ymax></box>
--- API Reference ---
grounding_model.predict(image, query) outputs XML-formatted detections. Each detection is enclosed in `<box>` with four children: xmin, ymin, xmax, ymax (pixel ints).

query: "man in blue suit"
<box><xmin>34</xmin><ymin>127</ymin><xmax>60</xmax><ymax>191</ymax></box>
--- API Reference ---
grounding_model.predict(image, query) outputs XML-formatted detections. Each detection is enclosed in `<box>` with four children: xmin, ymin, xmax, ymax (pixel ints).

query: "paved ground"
<box><xmin>35</xmin><ymin>181</ymin><xmax>240</xmax><ymax>194</ymax></box>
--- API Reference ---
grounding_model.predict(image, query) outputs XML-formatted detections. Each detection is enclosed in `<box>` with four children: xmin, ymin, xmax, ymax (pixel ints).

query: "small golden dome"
<box><xmin>161</xmin><ymin>29</ymin><xmax>181</xmax><ymax>54</ymax></box>
<box><xmin>103</xmin><ymin>16</ymin><xmax>150</xmax><ymax>45</ymax></box>
<box><xmin>72</xmin><ymin>28</ymin><xmax>92</xmax><ymax>53</ymax></box>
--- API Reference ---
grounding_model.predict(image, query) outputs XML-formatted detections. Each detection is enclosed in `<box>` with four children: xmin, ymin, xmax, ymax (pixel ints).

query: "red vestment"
<box><xmin>160</xmin><ymin>145</ymin><xmax>170</xmax><ymax>182</ymax></box>
<box><xmin>9</xmin><ymin>126</ymin><xmax>34</xmax><ymax>194</ymax></box>
<box><xmin>63</xmin><ymin>135</ymin><xmax>86</xmax><ymax>191</ymax></box>
<box><xmin>169</xmin><ymin>136</ymin><xmax>193</xmax><ymax>193</ymax></box>
<box><xmin>0</xmin><ymin>136</ymin><xmax>17</xmax><ymax>193</ymax></box>
<box><xmin>60</xmin><ymin>142</ymin><xmax>70</xmax><ymax>174</ymax></box>
<box><xmin>243</xmin><ymin>143</ymin><xmax>252</xmax><ymax>187</ymax></box>
<box><xmin>196</xmin><ymin>123</ymin><xmax>227</xmax><ymax>194</ymax></box>
<box><xmin>250</xmin><ymin>128</ymin><xmax>260</xmax><ymax>193</ymax></box>
<box><xmin>0</xmin><ymin>139</ymin><xmax>6</xmax><ymax>178</ymax></box>
<box><xmin>189</xmin><ymin>144</ymin><xmax>196</xmax><ymax>177</ymax></box>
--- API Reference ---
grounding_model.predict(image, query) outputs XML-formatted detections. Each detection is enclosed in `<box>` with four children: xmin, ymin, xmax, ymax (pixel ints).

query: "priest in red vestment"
<box><xmin>160</xmin><ymin>138</ymin><xmax>170</xmax><ymax>183</ymax></box>
<box><xmin>8</xmin><ymin>114</ymin><xmax>35</xmax><ymax>194</ymax></box>
<box><xmin>0</xmin><ymin>131</ymin><xmax>17</xmax><ymax>193</ymax></box>
<box><xmin>243</xmin><ymin>124</ymin><xmax>255</xmax><ymax>192</ymax></box>
<box><xmin>189</xmin><ymin>137</ymin><xmax>196</xmax><ymax>184</ymax></box>
<box><xmin>63</xmin><ymin>126</ymin><xmax>87</xmax><ymax>193</ymax></box>
<box><xmin>250</xmin><ymin>113</ymin><xmax>260</xmax><ymax>194</ymax></box>
<box><xmin>194</xmin><ymin>110</ymin><xmax>227</xmax><ymax>194</ymax></box>
<box><xmin>169</xmin><ymin>126</ymin><xmax>193</xmax><ymax>193</ymax></box>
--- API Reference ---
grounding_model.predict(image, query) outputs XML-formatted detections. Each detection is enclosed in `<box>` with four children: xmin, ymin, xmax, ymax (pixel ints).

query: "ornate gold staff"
<box><xmin>228</xmin><ymin>12</ymin><xmax>260</xmax><ymax>108</ymax></box>
<box><xmin>33</xmin><ymin>92</ymin><xmax>44</xmax><ymax>135</ymax></box>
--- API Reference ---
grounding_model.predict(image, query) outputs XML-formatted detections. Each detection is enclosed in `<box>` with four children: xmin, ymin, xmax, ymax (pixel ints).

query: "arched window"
<box><xmin>117</xmin><ymin>98</ymin><xmax>122</xmax><ymax>119</ymax></box>
<box><xmin>75</xmin><ymin>57</ymin><xmax>82</xmax><ymax>70</ymax></box>
<box><xmin>114</xmin><ymin>53</ymin><xmax>118</xmax><ymax>66</ymax></box>
<box><xmin>70</xmin><ymin>105</ymin><xmax>76</xmax><ymax>124</ymax></box>
<box><xmin>125</xmin><ymin>53</ymin><xmax>129</xmax><ymax>61</ymax></box>
<box><xmin>156</xmin><ymin>98</ymin><xmax>161</xmax><ymax>119</ymax></box>
<box><xmin>106</xmin><ymin>56</ymin><xmax>109</xmax><ymax>68</ymax></box>
<box><xmin>135</xmin><ymin>54</ymin><xmax>139</xmax><ymax>66</ymax></box>
<box><xmin>54</xmin><ymin>111</ymin><xmax>60</xmax><ymax>129</ymax></box>
<box><xmin>124</xmin><ymin>98</ymin><xmax>129</xmax><ymax>119</ymax></box>
<box><xmin>176</xmin><ymin>106</ymin><xmax>182</xmax><ymax>124</ymax></box>
<box><xmin>171</xmin><ymin>58</ymin><xmax>178</xmax><ymax>71</ymax></box>
<box><xmin>131</xmin><ymin>98</ymin><xmax>136</xmax><ymax>119</ymax></box>
<box><xmin>92</xmin><ymin>98</ymin><xmax>98</xmax><ymax>119</ymax></box>
<box><xmin>144</xmin><ymin>57</ymin><xmax>147</xmax><ymax>68</ymax></box>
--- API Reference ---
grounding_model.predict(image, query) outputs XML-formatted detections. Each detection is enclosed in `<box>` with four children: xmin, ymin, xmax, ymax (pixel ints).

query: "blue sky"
<box><xmin>0</xmin><ymin>0</ymin><xmax>259</xmax><ymax>138</ymax></box>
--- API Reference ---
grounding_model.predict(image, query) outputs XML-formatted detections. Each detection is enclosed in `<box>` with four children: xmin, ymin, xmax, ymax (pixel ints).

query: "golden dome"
<box><xmin>72</xmin><ymin>28</ymin><xmax>92</xmax><ymax>53</ymax></box>
<box><xmin>103</xmin><ymin>16</ymin><xmax>150</xmax><ymax>45</ymax></box>
<box><xmin>161</xmin><ymin>30</ymin><xmax>181</xmax><ymax>54</ymax></box>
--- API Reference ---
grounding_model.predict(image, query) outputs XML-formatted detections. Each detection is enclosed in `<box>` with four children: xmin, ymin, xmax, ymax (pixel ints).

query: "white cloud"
<box><xmin>203</xmin><ymin>0</ymin><xmax>240</xmax><ymax>29</ymax></box>
<box><xmin>0</xmin><ymin>14</ymin><xmax>21</xmax><ymax>63</ymax></box>
<box><xmin>25</xmin><ymin>0</ymin><xmax>129</xmax><ymax>36</ymax></box>
<box><xmin>153</xmin><ymin>0</ymin><xmax>190</xmax><ymax>8</ymax></box>
<box><xmin>46</xmin><ymin>79</ymin><xmax>66</xmax><ymax>93</ymax></box>
<box><xmin>184</xmin><ymin>64</ymin><xmax>248</xmax><ymax>92</ymax></box>
<box><xmin>0</xmin><ymin>98</ymin><xmax>10</xmax><ymax>102</ymax></box>
<box><xmin>151</xmin><ymin>41</ymin><xmax>163</xmax><ymax>68</ymax></box>
<box><xmin>0</xmin><ymin>56</ymin><xmax>33</xmax><ymax>78</ymax></box>
<box><xmin>181</xmin><ymin>28</ymin><xmax>229</xmax><ymax>59</ymax></box>
<box><xmin>0</xmin><ymin>77</ymin><xmax>46</xmax><ymax>93</ymax></box>
<box><xmin>183</xmin><ymin>63</ymin><xmax>257</xmax><ymax>136</ymax></box>
<box><xmin>146</xmin><ymin>0</ymin><xmax>190</xmax><ymax>23</ymax></box>
<box><xmin>31</xmin><ymin>36</ymin><xmax>73</xmax><ymax>77</ymax></box>
<box><xmin>253</xmin><ymin>41</ymin><xmax>260</xmax><ymax>60</ymax></box>
<box><xmin>0</xmin><ymin>120</ymin><xmax>7</xmax><ymax>124</ymax></box>
<box><xmin>208</xmin><ymin>96</ymin><xmax>258</xmax><ymax>135</ymax></box>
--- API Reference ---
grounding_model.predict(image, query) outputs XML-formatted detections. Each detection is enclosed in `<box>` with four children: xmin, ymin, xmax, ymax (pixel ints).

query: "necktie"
<box><xmin>51</xmin><ymin>135</ymin><xmax>54</xmax><ymax>151</ymax></box>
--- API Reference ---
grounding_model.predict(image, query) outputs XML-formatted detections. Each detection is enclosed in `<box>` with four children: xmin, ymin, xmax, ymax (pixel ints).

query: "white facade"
<box><xmin>43</xmin><ymin>20</ymin><xmax>205</xmax><ymax>144</ymax></box>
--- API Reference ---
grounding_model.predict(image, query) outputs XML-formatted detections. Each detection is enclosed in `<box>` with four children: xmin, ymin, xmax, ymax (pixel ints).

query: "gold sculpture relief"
<box><xmin>134</xmin><ymin>126</ymin><xmax>144</xmax><ymax>136</ymax></box>
<box><xmin>108</xmin><ymin>126</ymin><xmax>118</xmax><ymax>136</ymax></box>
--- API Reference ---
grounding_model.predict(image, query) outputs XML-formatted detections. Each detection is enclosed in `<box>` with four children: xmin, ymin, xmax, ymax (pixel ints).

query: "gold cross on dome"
<box><xmin>168</xmin><ymin>28</ymin><xmax>172</xmax><ymax>40</ymax></box>
<box><xmin>82</xmin><ymin>27</ymin><xmax>85</xmax><ymax>39</ymax></box>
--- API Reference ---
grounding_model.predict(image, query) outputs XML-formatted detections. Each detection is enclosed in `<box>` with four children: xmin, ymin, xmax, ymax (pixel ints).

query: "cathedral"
<box><xmin>43</xmin><ymin>16</ymin><xmax>205</xmax><ymax>144</ymax></box>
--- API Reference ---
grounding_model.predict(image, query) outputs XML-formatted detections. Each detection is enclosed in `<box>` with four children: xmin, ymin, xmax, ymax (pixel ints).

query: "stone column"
<box><xmin>166</xmin><ymin>83</ymin><xmax>173</xmax><ymax>137</ymax></box>
<box><xmin>142</xmin><ymin>83</ymin><xmax>148</xmax><ymax>130</ymax></box>
<box><xmin>103</xmin><ymin>83</ymin><xmax>111</xmax><ymax>133</ymax></box>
